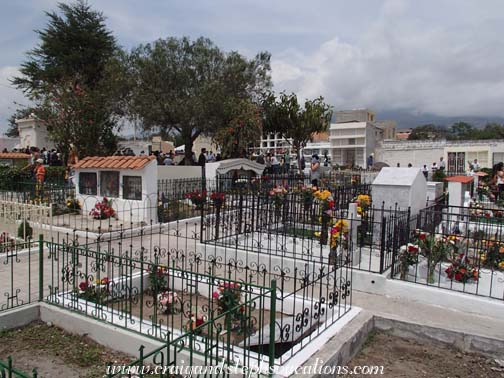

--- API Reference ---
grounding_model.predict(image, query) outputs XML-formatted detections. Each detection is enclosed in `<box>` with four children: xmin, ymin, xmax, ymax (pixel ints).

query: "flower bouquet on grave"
<box><xmin>398</xmin><ymin>243</ymin><xmax>420</xmax><ymax>280</ymax></box>
<box><xmin>157</xmin><ymin>290</ymin><xmax>179</xmax><ymax>314</ymax></box>
<box><xmin>66</xmin><ymin>196</ymin><xmax>81</xmax><ymax>212</ymax></box>
<box><xmin>184</xmin><ymin>311</ymin><xmax>207</xmax><ymax>335</ymax></box>
<box><xmin>77</xmin><ymin>277</ymin><xmax>110</xmax><ymax>303</ymax></box>
<box><xmin>353</xmin><ymin>194</ymin><xmax>371</xmax><ymax>218</ymax></box>
<box><xmin>89</xmin><ymin>197</ymin><xmax>116</xmax><ymax>220</ymax></box>
<box><xmin>212</xmin><ymin>282</ymin><xmax>253</xmax><ymax>335</ymax></box>
<box><xmin>185</xmin><ymin>190</ymin><xmax>207</xmax><ymax>210</ymax></box>
<box><xmin>479</xmin><ymin>240</ymin><xmax>504</xmax><ymax>271</ymax></box>
<box><xmin>269</xmin><ymin>185</ymin><xmax>288</xmax><ymax>219</ymax></box>
<box><xmin>445</xmin><ymin>253</ymin><xmax>479</xmax><ymax>283</ymax></box>
<box><xmin>313</xmin><ymin>189</ymin><xmax>334</xmax><ymax>246</ymax></box>
<box><xmin>415</xmin><ymin>230</ymin><xmax>453</xmax><ymax>284</ymax></box>
<box><xmin>148</xmin><ymin>265</ymin><xmax>169</xmax><ymax>294</ymax></box>
<box><xmin>329</xmin><ymin>219</ymin><xmax>349</xmax><ymax>266</ymax></box>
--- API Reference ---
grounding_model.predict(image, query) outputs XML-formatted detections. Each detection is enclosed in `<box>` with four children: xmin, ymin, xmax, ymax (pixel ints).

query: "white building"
<box><xmin>15</xmin><ymin>117</ymin><xmax>55</xmax><ymax>150</ymax></box>
<box><xmin>329</xmin><ymin>110</ymin><xmax>384</xmax><ymax>169</ymax></box>
<box><xmin>376</xmin><ymin>139</ymin><xmax>504</xmax><ymax>172</ymax></box>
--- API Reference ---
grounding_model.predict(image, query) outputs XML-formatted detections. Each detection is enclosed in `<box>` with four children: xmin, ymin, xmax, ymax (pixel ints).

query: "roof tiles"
<box><xmin>0</xmin><ymin>153</ymin><xmax>31</xmax><ymax>159</ymax></box>
<box><xmin>444</xmin><ymin>175</ymin><xmax>474</xmax><ymax>184</ymax></box>
<box><xmin>73</xmin><ymin>156</ymin><xmax>156</xmax><ymax>170</ymax></box>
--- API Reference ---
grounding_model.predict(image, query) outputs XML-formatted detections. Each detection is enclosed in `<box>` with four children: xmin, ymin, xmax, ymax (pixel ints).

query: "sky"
<box><xmin>2</xmin><ymin>0</ymin><xmax>504</xmax><ymax>134</ymax></box>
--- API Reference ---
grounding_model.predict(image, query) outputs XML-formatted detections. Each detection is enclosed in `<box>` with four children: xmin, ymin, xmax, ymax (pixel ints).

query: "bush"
<box><xmin>432</xmin><ymin>169</ymin><xmax>446</xmax><ymax>182</ymax></box>
<box><xmin>17</xmin><ymin>220</ymin><xmax>33</xmax><ymax>240</ymax></box>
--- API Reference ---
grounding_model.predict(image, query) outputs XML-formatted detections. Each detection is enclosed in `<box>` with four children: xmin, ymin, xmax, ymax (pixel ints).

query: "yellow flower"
<box><xmin>499</xmin><ymin>261</ymin><xmax>504</xmax><ymax>269</ymax></box>
<box><xmin>480</xmin><ymin>253</ymin><xmax>486</xmax><ymax>262</ymax></box>
<box><xmin>314</xmin><ymin>231</ymin><xmax>321</xmax><ymax>237</ymax></box>
<box><xmin>357</xmin><ymin>207</ymin><xmax>363</xmax><ymax>214</ymax></box>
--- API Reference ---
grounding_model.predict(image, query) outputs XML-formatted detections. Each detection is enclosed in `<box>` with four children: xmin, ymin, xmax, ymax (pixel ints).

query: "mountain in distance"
<box><xmin>376</xmin><ymin>109</ymin><xmax>504</xmax><ymax>130</ymax></box>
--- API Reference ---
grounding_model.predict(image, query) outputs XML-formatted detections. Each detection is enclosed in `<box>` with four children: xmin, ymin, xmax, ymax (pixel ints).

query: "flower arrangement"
<box><xmin>480</xmin><ymin>240</ymin><xmax>504</xmax><ymax>271</ymax></box>
<box><xmin>184</xmin><ymin>312</ymin><xmax>207</xmax><ymax>335</ymax></box>
<box><xmin>415</xmin><ymin>230</ymin><xmax>453</xmax><ymax>283</ymax></box>
<box><xmin>66</xmin><ymin>197</ymin><xmax>81</xmax><ymax>211</ymax></box>
<box><xmin>157</xmin><ymin>290</ymin><xmax>178</xmax><ymax>314</ymax></box>
<box><xmin>185</xmin><ymin>190</ymin><xmax>207</xmax><ymax>209</ymax></box>
<box><xmin>149</xmin><ymin>265</ymin><xmax>169</xmax><ymax>293</ymax></box>
<box><xmin>77</xmin><ymin>277</ymin><xmax>110</xmax><ymax>303</ymax></box>
<box><xmin>354</xmin><ymin>194</ymin><xmax>371</xmax><ymax>217</ymax></box>
<box><xmin>398</xmin><ymin>243</ymin><xmax>420</xmax><ymax>279</ymax></box>
<box><xmin>297</xmin><ymin>185</ymin><xmax>315</xmax><ymax>211</ymax></box>
<box><xmin>89</xmin><ymin>197</ymin><xmax>116</xmax><ymax>219</ymax></box>
<box><xmin>330</xmin><ymin>219</ymin><xmax>349</xmax><ymax>250</ymax></box>
<box><xmin>313</xmin><ymin>189</ymin><xmax>335</xmax><ymax>245</ymax></box>
<box><xmin>269</xmin><ymin>186</ymin><xmax>288</xmax><ymax>214</ymax></box>
<box><xmin>445</xmin><ymin>254</ymin><xmax>479</xmax><ymax>283</ymax></box>
<box><xmin>210</xmin><ymin>192</ymin><xmax>225</xmax><ymax>207</ymax></box>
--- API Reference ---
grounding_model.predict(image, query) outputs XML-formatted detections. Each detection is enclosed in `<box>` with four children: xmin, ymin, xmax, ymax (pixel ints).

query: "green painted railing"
<box><xmin>0</xmin><ymin>357</ymin><xmax>37</xmax><ymax>378</ymax></box>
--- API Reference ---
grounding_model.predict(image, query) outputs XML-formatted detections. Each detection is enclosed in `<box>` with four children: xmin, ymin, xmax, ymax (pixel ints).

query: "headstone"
<box><xmin>426</xmin><ymin>182</ymin><xmax>444</xmax><ymax>204</ymax></box>
<box><xmin>372</xmin><ymin>168</ymin><xmax>427</xmax><ymax>216</ymax></box>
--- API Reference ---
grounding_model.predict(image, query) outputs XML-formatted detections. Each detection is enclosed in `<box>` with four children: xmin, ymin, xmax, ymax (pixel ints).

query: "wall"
<box><xmin>158</xmin><ymin>165</ymin><xmax>202</xmax><ymax>180</ymax></box>
<box><xmin>75</xmin><ymin>161</ymin><xmax>158</xmax><ymax>223</ymax></box>
<box><xmin>16</xmin><ymin>118</ymin><xmax>55</xmax><ymax>149</ymax></box>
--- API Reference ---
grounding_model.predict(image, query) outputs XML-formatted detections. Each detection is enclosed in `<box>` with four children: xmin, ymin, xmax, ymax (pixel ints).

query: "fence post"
<box><xmin>38</xmin><ymin>234</ymin><xmax>44</xmax><ymax>302</ymax></box>
<box><xmin>379</xmin><ymin>217</ymin><xmax>386</xmax><ymax>273</ymax></box>
<box><xmin>268</xmin><ymin>279</ymin><xmax>277</xmax><ymax>377</ymax></box>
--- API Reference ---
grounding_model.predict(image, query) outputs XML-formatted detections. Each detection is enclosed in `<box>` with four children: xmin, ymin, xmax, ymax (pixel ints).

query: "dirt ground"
<box><xmin>349</xmin><ymin>332</ymin><xmax>504</xmax><ymax>378</ymax></box>
<box><xmin>0</xmin><ymin>321</ymin><xmax>133</xmax><ymax>378</ymax></box>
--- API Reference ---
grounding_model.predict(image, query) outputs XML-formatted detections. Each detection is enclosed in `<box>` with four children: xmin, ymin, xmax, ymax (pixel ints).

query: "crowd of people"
<box><xmin>2</xmin><ymin>146</ymin><xmax>64</xmax><ymax>166</ymax></box>
<box><xmin>113</xmin><ymin>148</ymin><xmax>222</xmax><ymax>166</ymax></box>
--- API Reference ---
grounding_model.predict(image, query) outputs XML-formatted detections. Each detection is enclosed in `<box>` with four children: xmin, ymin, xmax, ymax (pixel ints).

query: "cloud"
<box><xmin>0</xmin><ymin>67</ymin><xmax>30</xmax><ymax>132</ymax></box>
<box><xmin>271</xmin><ymin>1</ymin><xmax>504</xmax><ymax>117</ymax></box>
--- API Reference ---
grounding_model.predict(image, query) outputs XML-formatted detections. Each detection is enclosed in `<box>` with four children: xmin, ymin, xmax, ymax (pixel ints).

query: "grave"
<box><xmin>445</xmin><ymin>176</ymin><xmax>473</xmax><ymax>214</ymax></box>
<box><xmin>205</xmin><ymin>158</ymin><xmax>265</xmax><ymax>190</ymax></box>
<box><xmin>73</xmin><ymin>156</ymin><xmax>158</xmax><ymax>223</ymax></box>
<box><xmin>426</xmin><ymin>181</ymin><xmax>444</xmax><ymax>204</ymax></box>
<box><xmin>372</xmin><ymin>167</ymin><xmax>427</xmax><ymax>216</ymax></box>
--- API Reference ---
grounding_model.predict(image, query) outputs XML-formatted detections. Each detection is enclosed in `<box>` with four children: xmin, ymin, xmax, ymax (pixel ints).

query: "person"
<box><xmin>284</xmin><ymin>153</ymin><xmax>291</xmax><ymax>173</ymax></box>
<box><xmin>68</xmin><ymin>144</ymin><xmax>79</xmax><ymax>165</ymax></box>
<box><xmin>34</xmin><ymin>158</ymin><xmax>46</xmax><ymax>199</ymax></box>
<box><xmin>270</xmin><ymin>154</ymin><xmax>280</xmax><ymax>174</ymax></box>
<box><xmin>408</xmin><ymin>163</ymin><xmax>412</xmax><ymax>168</ymax></box>
<box><xmin>431</xmin><ymin>162</ymin><xmax>438</xmax><ymax>172</ymax></box>
<box><xmin>215</xmin><ymin>153</ymin><xmax>222</xmax><ymax>162</ymax></box>
<box><xmin>198</xmin><ymin>148</ymin><xmax>207</xmax><ymax>167</ymax></box>
<box><xmin>422</xmin><ymin>164</ymin><xmax>429</xmax><ymax>179</ymax></box>
<box><xmin>367</xmin><ymin>154</ymin><xmax>374</xmax><ymax>169</ymax></box>
<box><xmin>310</xmin><ymin>154</ymin><xmax>321</xmax><ymax>187</ymax></box>
<box><xmin>300</xmin><ymin>155</ymin><xmax>306</xmax><ymax>171</ymax></box>
<box><xmin>265</xmin><ymin>153</ymin><xmax>272</xmax><ymax>173</ymax></box>
<box><xmin>140</xmin><ymin>150</ymin><xmax>145</xmax><ymax>156</ymax></box>
<box><xmin>471</xmin><ymin>159</ymin><xmax>480</xmax><ymax>171</ymax></box>
<box><xmin>323</xmin><ymin>152</ymin><xmax>329</xmax><ymax>167</ymax></box>
<box><xmin>439</xmin><ymin>157</ymin><xmax>446</xmax><ymax>171</ymax></box>
<box><xmin>396</xmin><ymin>163</ymin><xmax>400</xmax><ymax>167</ymax></box>
<box><xmin>207</xmin><ymin>151</ymin><xmax>215</xmax><ymax>162</ymax></box>
<box><xmin>163</xmin><ymin>154</ymin><xmax>174</xmax><ymax>165</ymax></box>
<box><xmin>492</xmin><ymin>162</ymin><xmax>504</xmax><ymax>200</ymax></box>
<box><xmin>256</xmin><ymin>154</ymin><xmax>265</xmax><ymax>165</ymax></box>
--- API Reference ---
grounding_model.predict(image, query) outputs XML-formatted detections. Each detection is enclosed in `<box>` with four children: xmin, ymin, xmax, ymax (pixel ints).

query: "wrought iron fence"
<box><xmin>0</xmin><ymin>357</ymin><xmax>37</xmax><ymax>378</ymax></box>
<box><xmin>0</xmin><ymin>181</ymin><xmax>74</xmax><ymax>206</ymax></box>
<box><xmin>391</xmin><ymin>205</ymin><xmax>504</xmax><ymax>301</ymax></box>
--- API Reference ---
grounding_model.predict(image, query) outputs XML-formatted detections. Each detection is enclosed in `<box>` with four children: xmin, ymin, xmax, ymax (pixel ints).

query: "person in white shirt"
<box><xmin>439</xmin><ymin>157</ymin><xmax>446</xmax><ymax>171</ymax></box>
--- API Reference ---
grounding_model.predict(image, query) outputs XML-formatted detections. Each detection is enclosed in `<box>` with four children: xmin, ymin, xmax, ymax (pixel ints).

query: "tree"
<box><xmin>213</xmin><ymin>99</ymin><xmax>263</xmax><ymax>159</ymax></box>
<box><xmin>262</xmin><ymin>92</ymin><xmax>333</xmax><ymax>172</ymax></box>
<box><xmin>449</xmin><ymin>122</ymin><xmax>474</xmax><ymax>140</ymax></box>
<box><xmin>128</xmin><ymin>37</ymin><xmax>271</xmax><ymax>164</ymax></box>
<box><xmin>5</xmin><ymin>108</ymin><xmax>35</xmax><ymax>138</ymax></box>
<box><xmin>408</xmin><ymin>124</ymin><xmax>447</xmax><ymax>140</ymax></box>
<box><xmin>12</xmin><ymin>0</ymin><xmax>123</xmax><ymax>158</ymax></box>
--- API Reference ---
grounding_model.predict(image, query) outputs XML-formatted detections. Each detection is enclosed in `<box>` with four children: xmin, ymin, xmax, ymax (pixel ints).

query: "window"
<box><xmin>100</xmin><ymin>171</ymin><xmax>119</xmax><ymax>198</ymax></box>
<box><xmin>79</xmin><ymin>172</ymin><xmax>97</xmax><ymax>195</ymax></box>
<box><xmin>348</xmin><ymin>138</ymin><xmax>356</xmax><ymax>145</ymax></box>
<box><xmin>123</xmin><ymin>176</ymin><xmax>142</xmax><ymax>200</ymax></box>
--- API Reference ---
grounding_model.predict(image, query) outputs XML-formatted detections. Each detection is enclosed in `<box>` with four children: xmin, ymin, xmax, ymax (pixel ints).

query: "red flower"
<box><xmin>328</xmin><ymin>200</ymin><xmax>335</xmax><ymax>209</ymax></box>
<box><xmin>419</xmin><ymin>233</ymin><xmax>427</xmax><ymax>241</ymax></box>
<box><xmin>79</xmin><ymin>282</ymin><xmax>88</xmax><ymax>291</ymax></box>
<box><xmin>454</xmin><ymin>272</ymin><xmax>463</xmax><ymax>282</ymax></box>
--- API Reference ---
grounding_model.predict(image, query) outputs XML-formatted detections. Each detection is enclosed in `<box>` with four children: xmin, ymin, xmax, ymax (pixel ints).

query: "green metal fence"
<box><xmin>0</xmin><ymin>357</ymin><xmax>37</xmax><ymax>378</ymax></box>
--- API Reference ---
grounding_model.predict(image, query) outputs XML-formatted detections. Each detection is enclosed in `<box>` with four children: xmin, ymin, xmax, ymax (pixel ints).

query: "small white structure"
<box><xmin>73</xmin><ymin>156</ymin><xmax>158</xmax><ymax>223</ymax></box>
<box><xmin>445</xmin><ymin>176</ymin><xmax>474</xmax><ymax>213</ymax></box>
<box><xmin>205</xmin><ymin>159</ymin><xmax>265</xmax><ymax>181</ymax></box>
<box><xmin>372</xmin><ymin>167</ymin><xmax>427</xmax><ymax>216</ymax></box>
<box><xmin>16</xmin><ymin>117</ymin><xmax>55</xmax><ymax>149</ymax></box>
<box><xmin>426</xmin><ymin>181</ymin><xmax>444</xmax><ymax>204</ymax></box>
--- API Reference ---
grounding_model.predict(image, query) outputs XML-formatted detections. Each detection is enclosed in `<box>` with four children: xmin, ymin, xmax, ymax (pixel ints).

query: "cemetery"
<box><xmin>1</xmin><ymin>162</ymin><xmax>504</xmax><ymax>377</ymax></box>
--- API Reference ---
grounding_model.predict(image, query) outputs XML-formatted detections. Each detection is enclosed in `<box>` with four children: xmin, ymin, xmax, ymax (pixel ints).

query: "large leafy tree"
<box><xmin>12</xmin><ymin>0</ymin><xmax>123</xmax><ymax>158</ymax></box>
<box><xmin>262</xmin><ymin>92</ymin><xmax>333</xmax><ymax>172</ymax></box>
<box><xmin>128</xmin><ymin>37</ymin><xmax>271</xmax><ymax>164</ymax></box>
<box><xmin>213</xmin><ymin>99</ymin><xmax>263</xmax><ymax>159</ymax></box>
<box><xmin>408</xmin><ymin>124</ymin><xmax>447</xmax><ymax>140</ymax></box>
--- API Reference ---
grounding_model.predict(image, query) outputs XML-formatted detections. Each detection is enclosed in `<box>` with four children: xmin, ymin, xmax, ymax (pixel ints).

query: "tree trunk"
<box><xmin>184</xmin><ymin>138</ymin><xmax>194</xmax><ymax>166</ymax></box>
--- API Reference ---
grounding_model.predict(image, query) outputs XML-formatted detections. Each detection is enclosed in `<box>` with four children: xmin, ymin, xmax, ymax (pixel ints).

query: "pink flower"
<box><xmin>212</xmin><ymin>291</ymin><xmax>219</xmax><ymax>299</ymax></box>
